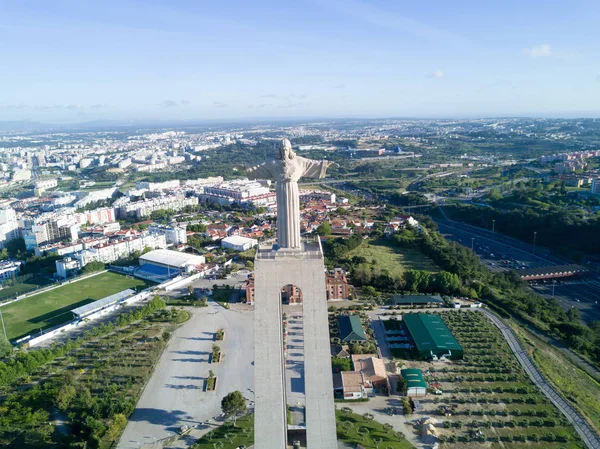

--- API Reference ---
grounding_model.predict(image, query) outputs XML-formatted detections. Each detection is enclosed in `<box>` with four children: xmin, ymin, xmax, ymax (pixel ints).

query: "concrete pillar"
<box><xmin>254</xmin><ymin>240</ymin><xmax>337</xmax><ymax>449</ymax></box>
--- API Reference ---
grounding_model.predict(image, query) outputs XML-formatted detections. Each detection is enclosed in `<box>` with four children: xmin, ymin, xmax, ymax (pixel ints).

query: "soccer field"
<box><xmin>1</xmin><ymin>272</ymin><xmax>151</xmax><ymax>340</ymax></box>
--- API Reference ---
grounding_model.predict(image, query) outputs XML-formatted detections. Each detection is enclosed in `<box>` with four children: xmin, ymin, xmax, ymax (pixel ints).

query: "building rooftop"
<box><xmin>403</xmin><ymin>313</ymin><xmax>463</xmax><ymax>356</ymax></box>
<box><xmin>401</xmin><ymin>368</ymin><xmax>427</xmax><ymax>389</ymax></box>
<box><xmin>338</xmin><ymin>315</ymin><xmax>367</xmax><ymax>342</ymax></box>
<box><xmin>139</xmin><ymin>249</ymin><xmax>204</xmax><ymax>267</ymax></box>
<box><xmin>222</xmin><ymin>235</ymin><xmax>257</xmax><ymax>245</ymax></box>
<box><xmin>392</xmin><ymin>294</ymin><xmax>444</xmax><ymax>305</ymax></box>
<box><xmin>72</xmin><ymin>289</ymin><xmax>135</xmax><ymax>319</ymax></box>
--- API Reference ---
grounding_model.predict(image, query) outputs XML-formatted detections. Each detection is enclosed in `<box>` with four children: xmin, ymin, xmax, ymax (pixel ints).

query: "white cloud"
<box><xmin>158</xmin><ymin>100</ymin><xmax>178</xmax><ymax>108</ymax></box>
<box><xmin>429</xmin><ymin>70</ymin><xmax>445</xmax><ymax>79</ymax></box>
<box><xmin>0</xmin><ymin>103</ymin><xmax>27</xmax><ymax>110</ymax></box>
<box><xmin>260</xmin><ymin>94</ymin><xmax>277</xmax><ymax>98</ymax></box>
<box><xmin>596</xmin><ymin>74</ymin><xmax>600</xmax><ymax>82</ymax></box>
<box><xmin>90</xmin><ymin>103</ymin><xmax>108</xmax><ymax>109</ymax></box>
<box><xmin>180</xmin><ymin>100</ymin><xmax>191</xmax><ymax>105</ymax></box>
<box><xmin>523</xmin><ymin>44</ymin><xmax>553</xmax><ymax>58</ymax></box>
<box><xmin>212</xmin><ymin>101</ymin><xmax>229</xmax><ymax>108</ymax></box>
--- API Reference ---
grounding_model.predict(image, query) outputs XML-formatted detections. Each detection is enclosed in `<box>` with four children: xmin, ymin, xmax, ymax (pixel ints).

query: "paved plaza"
<box><xmin>118</xmin><ymin>302</ymin><xmax>254</xmax><ymax>449</ymax></box>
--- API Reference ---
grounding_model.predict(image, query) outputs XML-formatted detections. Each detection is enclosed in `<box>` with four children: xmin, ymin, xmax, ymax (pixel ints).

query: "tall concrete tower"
<box><xmin>247</xmin><ymin>140</ymin><xmax>338</xmax><ymax>448</ymax></box>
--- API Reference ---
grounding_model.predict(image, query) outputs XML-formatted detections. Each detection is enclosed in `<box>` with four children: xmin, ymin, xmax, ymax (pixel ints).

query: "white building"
<box><xmin>0</xmin><ymin>208</ymin><xmax>19</xmax><ymax>247</ymax></box>
<box><xmin>200</xmin><ymin>179</ymin><xmax>274</xmax><ymax>206</ymax></box>
<box><xmin>139</xmin><ymin>249</ymin><xmax>205</xmax><ymax>273</ymax></box>
<box><xmin>56</xmin><ymin>257</ymin><xmax>81</xmax><ymax>279</ymax></box>
<box><xmin>79</xmin><ymin>158</ymin><xmax>93</xmax><ymax>169</ymax></box>
<box><xmin>0</xmin><ymin>261</ymin><xmax>22</xmax><ymax>282</ymax></box>
<box><xmin>148</xmin><ymin>223</ymin><xmax>187</xmax><ymax>245</ymax></box>
<box><xmin>136</xmin><ymin>180</ymin><xmax>180</xmax><ymax>191</ymax></box>
<box><xmin>221</xmin><ymin>235</ymin><xmax>258</xmax><ymax>252</ymax></box>
<box><xmin>118</xmin><ymin>195</ymin><xmax>198</xmax><ymax>219</ymax></box>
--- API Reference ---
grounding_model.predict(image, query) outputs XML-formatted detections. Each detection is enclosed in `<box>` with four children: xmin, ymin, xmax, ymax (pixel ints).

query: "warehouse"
<box><xmin>401</xmin><ymin>368</ymin><xmax>427</xmax><ymax>397</ymax></box>
<box><xmin>139</xmin><ymin>249</ymin><xmax>205</xmax><ymax>275</ymax></box>
<box><xmin>221</xmin><ymin>235</ymin><xmax>258</xmax><ymax>252</ymax></box>
<box><xmin>403</xmin><ymin>313</ymin><xmax>463</xmax><ymax>360</ymax></box>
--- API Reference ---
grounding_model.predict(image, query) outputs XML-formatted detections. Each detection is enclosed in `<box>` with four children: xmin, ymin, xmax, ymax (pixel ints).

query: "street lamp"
<box><xmin>533</xmin><ymin>231</ymin><xmax>537</xmax><ymax>255</ymax></box>
<box><xmin>471</xmin><ymin>237</ymin><xmax>475</xmax><ymax>251</ymax></box>
<box><xmin>492</xmin><ymin>220</ymin><xmax>496</xmax><ymax>234</ymax></box>
<box><xmin>552</xmin><ymin>280</ymin><xmax>556</xmax><ymax>298</ymax></box>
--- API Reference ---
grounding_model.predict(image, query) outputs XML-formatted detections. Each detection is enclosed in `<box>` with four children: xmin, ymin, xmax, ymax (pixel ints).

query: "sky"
<box><xmin>1</xmin><ymin>0</ymin><xmax>600</xmax><ymax>123</ymax></box>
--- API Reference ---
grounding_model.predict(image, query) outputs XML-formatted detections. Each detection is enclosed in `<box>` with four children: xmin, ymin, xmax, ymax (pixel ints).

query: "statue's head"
<box><xmin>278</xmin><ymin>138</ymin><xmax>296</xmax><ymax>160</ymax></box>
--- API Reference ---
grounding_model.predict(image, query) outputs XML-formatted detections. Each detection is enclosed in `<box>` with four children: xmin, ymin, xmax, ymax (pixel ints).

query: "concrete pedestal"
<box><xmin>254</xmin><ymin>239</ymin><xmax>337</xmax><ymax>449</ymax></box>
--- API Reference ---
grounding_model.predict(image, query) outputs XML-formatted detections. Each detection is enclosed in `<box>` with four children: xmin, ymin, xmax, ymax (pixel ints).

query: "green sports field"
<box><xmin>1</xmin><ymin>271</ymin><xmax>151</xmax><ymax>340</ymax></box>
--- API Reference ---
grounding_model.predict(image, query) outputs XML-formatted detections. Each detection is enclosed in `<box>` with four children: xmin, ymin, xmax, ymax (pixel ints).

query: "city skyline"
<box><xmin>2</xmin><ymin>0</ymin><xmax>600</xmax><ymax>122</ymax></box>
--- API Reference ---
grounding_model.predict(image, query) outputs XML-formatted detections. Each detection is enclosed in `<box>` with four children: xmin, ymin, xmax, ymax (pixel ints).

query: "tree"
<box><xmin>56</xmin><ymin>384</ymin><xmax>77</xmax><ymax>411</ymax></box>
<box><xmin>106</xmin><ymin>413</ymin><xmax>127</xmax><ymax>440</ymax></box>
<box><xmin>316</xmin><ymin>222</ymin><xmax>332</xmax><ymax>236</ymax></box>
<box><xmin>0</xmin><ymin>334</ymin><xmax>13</xmax><ymax>358</ymax></box>
<box><xmin>356</xmin><ymin>426</ymin><xmax>370</xmax><ymax>442</ymax></box>
<box><xmin>331</xmin><ymin>356</ymin><xmax>351</xmax><ymax>372</ymax></box>
<box><xmin>187</xmin><ymin>285</ymin><xmax>194</xmax><ymax>296</ymax></box>
<box><xmin>221</xmin><ymin>391</ymin><xmax>247</xmax><ymax>426</ymax></box>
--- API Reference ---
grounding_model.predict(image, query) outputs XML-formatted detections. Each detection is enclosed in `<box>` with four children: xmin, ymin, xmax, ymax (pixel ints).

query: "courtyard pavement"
<box><xmin>118</xmin><ymin>301</ymin><xmax>254</xmax><ymax>449</ymax></box>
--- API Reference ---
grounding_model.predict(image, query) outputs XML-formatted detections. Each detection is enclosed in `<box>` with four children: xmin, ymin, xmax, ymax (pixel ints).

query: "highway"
<box><xmin>436</xmin><ymin>219</ymin><xmax>600</xmax><ymax>322</ymax></box>
<box><xmin>481</xmin><ymin>309</ymin><xmax>600</xmax><ymax>449</ymax></box>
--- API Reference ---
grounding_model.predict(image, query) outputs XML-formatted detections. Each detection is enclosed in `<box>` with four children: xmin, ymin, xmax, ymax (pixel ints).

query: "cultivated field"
<box><xmin>348</xmin><ymin>239</ymin><xmax>438</xmax><ymax>278</ymax></box>
<box><xmin>396</xmin><ymin>311</ymin><xmax>582</xmax><ymax>448</ymax></box>
<box><xmin>1</xmin><ymin>271</ymin><xmax>150</xmax><ymax>340</ymax></box>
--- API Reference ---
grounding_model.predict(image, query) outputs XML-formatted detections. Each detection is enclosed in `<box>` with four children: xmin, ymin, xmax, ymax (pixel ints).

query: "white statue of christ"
<box><xmin>245</xmin><ymin>139</ymin><xmax>338</xmax><ymax>249</ymax></box>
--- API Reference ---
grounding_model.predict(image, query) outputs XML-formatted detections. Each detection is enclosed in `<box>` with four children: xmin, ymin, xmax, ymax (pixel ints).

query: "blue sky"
<box><xmin>1</xmin><ymin>0</ymin><xmax>599</xmax><ymax>122</ymax></box>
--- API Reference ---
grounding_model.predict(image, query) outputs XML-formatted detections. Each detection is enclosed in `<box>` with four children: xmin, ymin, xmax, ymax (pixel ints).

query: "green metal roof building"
<box><xmin>391</xmin><ymin>294</ymin><xmax>444</xmax><ymax>306</ymax></box>
<box><xmin>401</xmin><ymin>368</ymin><xmax>427</xmax><ymax>397</ymax></box>
<box><xmin>403</xmin><ymin>313</ymin><xmax>463</xmax><ymax>359</ymax></box>
<box><xmin>337</xmin><ymin>315</ymin><xmax>367</xmax><ymax>342</ymax></box>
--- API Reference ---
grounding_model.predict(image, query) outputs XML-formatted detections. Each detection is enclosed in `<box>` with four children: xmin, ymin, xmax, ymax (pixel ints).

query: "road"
<box><xmin>481</xmin><ymin>309</ymin><xmax>600</xmax><ymax>449</ymax></box>
<box><xmin>437</xmin><ymin>219</ymin><xmax>600</xmax><ymax>322</ymax></box>
<box><xmin>118</xmin><ymin>302</ymin><xmax>254</xmax><ymax>449</ymax></box>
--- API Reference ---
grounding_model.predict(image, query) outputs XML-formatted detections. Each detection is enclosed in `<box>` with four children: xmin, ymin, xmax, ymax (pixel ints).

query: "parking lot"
<box><xmin>118</xmin><ymin>302</ymin><xmax>254</xmax><ymax>449</ymax></box>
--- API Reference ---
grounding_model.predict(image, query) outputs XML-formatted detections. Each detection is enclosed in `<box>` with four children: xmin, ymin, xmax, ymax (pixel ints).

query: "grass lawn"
<box><xmin>348</xmin><ymin>238</ymin><xmax>438</xmax><ymax>278</ymax></box>
<box><xmin>191</xmin><ymin>414</ymin><xmax>254</xmax><ymax>449</ymax></box>
<box><xmin>1</xmin><ymin>271</ymin><xmax>151</xmax><ymax>340</ymax></box>
<box><xmin>513</xmin><ymin>323</ymin><xmax>600</xmax><ymax>434</ymax></box>
<box><xmin>0</xmin><ymin>275</ymin><xmax>53</xmax><ymax>301</ymax></box>
<box><xmin>336</xmin><ymin>410</ymin><xmax>415</xmax><ymax>448</ymax></box>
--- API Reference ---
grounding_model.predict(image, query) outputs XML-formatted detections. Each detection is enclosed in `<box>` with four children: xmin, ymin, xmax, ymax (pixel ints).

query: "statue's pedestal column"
<box><xmin>254</xmin><ymin>239</ymin><xmax>337</xmax><ymax>449</ymax></box>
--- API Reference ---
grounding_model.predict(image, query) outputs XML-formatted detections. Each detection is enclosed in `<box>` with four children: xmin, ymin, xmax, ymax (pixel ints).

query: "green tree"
<box><xmin>331</xmin><ymin>356</ymin><xmax>351</xmax><ymax>372</ymax></box>
<box><xmin>221</xmin><ymin>391</ymin><xmax>247</xmax><ymax>426</ymax></box>
<box><xmin>106</xmin><ymin>413</ymin><xmax>127</xmax><ymax>440</ymax></box>
<box><xmin>316</xmin><ymin>222</ymin><xmax>332</xmax><ymax>236</ymax></box>
<box><xmin>0</xmin><ymin>334</ymin><xmax>13</xmax><ymax>358</ymax></box>
<box><xmin>56</xmin><ymin>384</ymin><xmax>77</xmax><ymax>411</ymax></box>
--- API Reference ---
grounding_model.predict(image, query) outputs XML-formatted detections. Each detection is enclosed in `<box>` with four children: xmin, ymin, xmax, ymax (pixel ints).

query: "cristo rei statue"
<box><xmin>245</xmin><ymin>138</ymin><xmax>338</xmax><ymax>249</ymax></box>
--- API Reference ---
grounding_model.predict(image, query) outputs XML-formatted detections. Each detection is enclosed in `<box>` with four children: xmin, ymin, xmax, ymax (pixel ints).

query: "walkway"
<box><xmin>481</xmin><ymin>309</ymin><xmax>600</xmax><ymax>449</ymax></box>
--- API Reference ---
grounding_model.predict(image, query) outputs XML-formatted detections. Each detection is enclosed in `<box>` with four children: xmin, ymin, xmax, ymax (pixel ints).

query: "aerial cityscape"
<box><xmin>2</xmin><ymin>1</ymin><xmax>600</xmax><ymax>449</ymax></box>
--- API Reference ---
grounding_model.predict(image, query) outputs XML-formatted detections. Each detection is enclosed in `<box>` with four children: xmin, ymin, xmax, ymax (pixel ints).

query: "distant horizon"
<box><xmin>2</xmin><ymin>113</ymin><xmax>600</xmax><ymax>129</ymax></box>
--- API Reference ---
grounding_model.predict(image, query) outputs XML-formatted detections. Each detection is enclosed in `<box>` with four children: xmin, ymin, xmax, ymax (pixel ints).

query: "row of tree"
<box><xmin>0</xmin><ymin>296</ymin><xmax>166</xmax><ymax>387</ymax></box>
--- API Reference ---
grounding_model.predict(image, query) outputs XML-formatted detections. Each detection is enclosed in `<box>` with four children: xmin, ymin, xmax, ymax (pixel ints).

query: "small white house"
<box><xmin>221</xmin><ymin>235</ymin><xmax>258</xmax><ymax>252</ymax></box>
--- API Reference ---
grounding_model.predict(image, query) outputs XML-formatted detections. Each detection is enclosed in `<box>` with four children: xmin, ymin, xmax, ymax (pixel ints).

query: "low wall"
<box><xmin>162</xmin><ymin>272</ymin><xmax>205</xmax><ymax>292</ymax></box>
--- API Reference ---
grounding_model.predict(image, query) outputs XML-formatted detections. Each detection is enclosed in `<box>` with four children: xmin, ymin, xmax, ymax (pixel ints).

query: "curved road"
<box><xmin>481</xmin><ymin>309</ymin><xmax>600</xmax><ymax>449</ymax></box>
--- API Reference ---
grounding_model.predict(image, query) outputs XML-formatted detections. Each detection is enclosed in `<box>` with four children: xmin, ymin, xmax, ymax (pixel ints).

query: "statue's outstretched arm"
<box><xmin>245</xmin><ymin>162</ymin><xmax>272</xmax><ymax>180</ymax></box>
<box><xmin>300</xmin><ymin>157</ymin><xmax>339</xmax><ymax>179</ymax></box>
